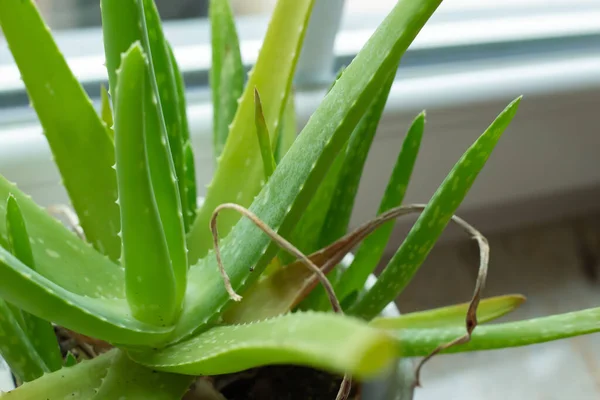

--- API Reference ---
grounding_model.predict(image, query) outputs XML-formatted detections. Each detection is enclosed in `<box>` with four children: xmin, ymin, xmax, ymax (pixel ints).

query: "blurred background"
<box><xmin>1</xmin><ymin>0</ymin><xmax>599</xmax><ymax>398</ymax></box>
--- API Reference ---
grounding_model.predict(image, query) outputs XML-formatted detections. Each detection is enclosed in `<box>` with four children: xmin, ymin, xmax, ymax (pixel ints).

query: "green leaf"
<box><xmin>281</xmin><ymin>144</ymin><xmax>347</xmax><ymax>262</ymax></box>
<box><xmin>209</xmin><ymin>0</ymin><xmax>245</xmax><ymax>161</ymax></box>
<box><xmin>393</xmin><ymin>307</ymin><xmax>600</xmax><ymax>356</ymax></box>
<box><xmin>0</xmin><ymin>350</ymin><xmax>115</xmax><ymax>399</ymax></box>
<box><xmin>0</xmin><ymin>0</ymin><xmax>121</xmax><ymax>261</ymax></box>
<box><xmin>6</xmin><ymin>195</ymin><xmax>62</xmax><ymax>372</ymax></box>
<box><xmin>114</xmin><ymin>43</ymin><xmax>178</xmax><ymax>326</ymax></box>
<box><xmin>130</xmin><ymin>312</ymin><xmax>395</xmax><ymax>379</ymax></box>
<box><xmin>100</xmin><ymin>84</ymin><xmax>114</xmax><ymax>130</ymax></box>
<box><xmin>0</xmin><ymin>245</ymin><xmax>173</xmax><ymax>346</ymax></box>
<box><xmin>318</xmin><ymin>68</ymin><xmax>397</xmax><ymax>248</ymax></box>
<box><xmin>94</xmin><ymin>350</ymin><xmax>193</xmax><ymax>400</ymax></box>
<box><xmin>64</xmin><ymin>352</ymin><xmax>77</xmax><ymax>367</ymax></box>
<box><xmin>370</xmin><ymin>295</ymin><xmax>526</xmax><ymax>329</ymax></box>
<box><xmin>136</xmin><ymin>0</ymin><xmax>189</xmax><ymax>233</ymax></box>
<box><xmin>0</xmin><ymin>299</ymin><xmax>47</xmax><ymax>382</ymax></box>
<box><xmin>168</xmin><ymin>43</ymin><xmax>197</xmax><ymax>229</ymax></box>
<box><xmin>274</xmin><ymin>92</ymin><xmax>297</xmax><ymax>163</ymax></box>
<box><xmin>301</xmin><ymin>68</ymin><xmax>398</xmax><ymax>311</ymax></box>
<box><xmin>350</xmin><ymin>97</ymin><xmax>522</xmax><ymax>320</ymax></box>
<box><xmin>174</xmin><ymin>0</ymin><xmax>443</xmax><ymax>341</ymax></box>
<box><xmin>336</xmin><ymin>112</ymin><xmax>425</xmax><ymax>303</ymax></box>
<box><xmin>0</xmin><ymin>177</ymin><xmax>124</xmax><ymax>298</ymax></box>
<box><xmin>101</xmin><ymin>0</ymin><xmax>141</xmax><ymax>102</ymax></box>
<box><xmin>254</xmin><ymin>88</ymin><xmax>277</xmax><ymax>180</ymax></box>
<box><xmin>183</xmin><ymin>142</ymin><xmax>198</xmax><ymax>229</ymax></box>
<box><xmin>187</xmin><ymin>0</ymin><xmax>317</xmax><ymax>263</ymax></box>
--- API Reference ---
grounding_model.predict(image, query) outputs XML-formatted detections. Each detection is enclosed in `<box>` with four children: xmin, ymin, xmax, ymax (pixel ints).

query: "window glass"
<box><xmin>29</xmin><ymin>0</ymin><xmax>280</xmax><ymax>31</ymax></box>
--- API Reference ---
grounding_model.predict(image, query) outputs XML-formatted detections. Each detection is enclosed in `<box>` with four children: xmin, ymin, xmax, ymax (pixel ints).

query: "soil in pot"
<box><xmin>191</xmin><ymin>366</ymin><xmax>360</xmax><ymax>400</ymax></box>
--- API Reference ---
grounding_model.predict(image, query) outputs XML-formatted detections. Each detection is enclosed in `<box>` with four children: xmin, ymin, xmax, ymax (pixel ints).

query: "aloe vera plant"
<box><xmin>0</xmin><ymin>0</ymin><xmax>598</xmax><ymax>398</ymax></box>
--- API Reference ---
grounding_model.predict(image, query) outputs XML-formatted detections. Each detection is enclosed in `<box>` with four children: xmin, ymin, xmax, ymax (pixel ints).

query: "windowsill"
<box><xmin>0</xmin><ymin>2</ymin><xmax>599</xmax><ymax>243</ymax></box>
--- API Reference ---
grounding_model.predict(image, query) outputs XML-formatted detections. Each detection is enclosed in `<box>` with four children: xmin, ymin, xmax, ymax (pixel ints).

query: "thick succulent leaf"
<box><xmin>64</xmin><ymin>352</ymin><xmax>77</xmax><ymax>367</ymax></box>
<box><xmin>274</xmin><ymin>92</ymin><xmax>297</xmax><ymax>162</ymax></box>
<box><xmin>0</xmin><ymin>246</ymin><xmax>173</xmax><ymax>345</ymax></box>
<box><xmin>221</xmin><ymin>239</ymin><xmax>350</xmax><ymax>323</ymax></box>
<box><xmin>254</xmin><ymin>89</ymin><xmax>277</xmax><ymax>179</ymax></box>
<box><xmin>136</xmin><ymin>0</ymin><xmax>189</xmax><ymax>229</ymax></box>
<box><xmin>0</xmin><ymin>0</ymin><xmax>120</xmax><ymax>260</ymax></box>
<box><xmin>187</xmin><ymin>0</ymin><xmax>316</xmax><ymax>262</ymax></box>
<box><xmin>183</xmin><ymin>143</ymin><xmax>198</xmax><ymax>229</ymax></box>
<box><xmin>138</xmin><ymin>43</ymin><xmax>188</xmax><ymax>303</ymax></box>
<box><xmin>336</xmin><ymin>112</ymin><xmax>425</xmax><ymax>303</ymax></box>
<box><xmin>142</xmin><ymin>74</ymin><xmax>188</xmax><ymax>306</ymax></box>
<box><xmin>168</xmin><ymin>43</ymin><xmax>197</xmax><ymax>228</ymax></box>
<box><xmin>100</xmin><ymin>84</ymin><xmax>114</xmax><ymax>130</ymax></box>
<box><xmin>131</xmin><ymin>312</ymin><xmax>394</xmax><ymax>379</ymax></box>
<box><xmin>209</xmin><ymin>0</ymin><xmax>245</xmax><ymax>161</ymax></box>
<box><xmin>394</xmin><ymin>307</ymin><xmax>600</xmax><ymax>356</ymax></box>
<box><xmin>0</xmin><ymin>177</ymin><xmax>124</xmax><ymax>298</ymax></box>
<box><xmin>174</xmin><ymin>0</ymin><xmax>443</xmax><ymax>341</ymax></box>
<box><xmin>168</xmin><ymin>43</ymin><xmax>191</xmax><ymax>145</ymax></box>
<box><xmin>318</xmin><ymin>69</ymin><xmax>397</xmax><ymax>248</ymax></box>
<box><xmin>0</xmin><ymin>350</ymin><xmax>115</xmax><ymax>399</ymax></box>
<box><xmin>6</xmin><ymin>196</ymin><xmax>62</xmax><ymax>372</ymax></box>
<box><xmin>114</xmin><ymin>43</ymin><xmax>178</xmax><ymax>327</ymax></box>
<box><xmin>370</xmin><ymin>295</ymin><xmax>526</xmax><ymax>329</ymax></box>
<box><xmin>101</xmin><ymin>0</ymin><xmax>141</xmax><ymax>101</ymax></box>
<box><xmin>281</xmin><ymin>144</ymin><xmax>347</xmax><ymax>263</ymax></box>
<box><xmin>0</xmin><ymin>300</ymin><xmax>47</xmax><ymax>382</ymax></box>
<box><xmin>301</xmin><ymin>68</ymin><xmax>398</xmax><ymax>310</ymax></box>
<box><xmin>94</xmin><ymin>350</ymin><xmax>193</xmax><ymax>400</ymax></box>
<box><xmin>350</xmin><ymin>97</ymin><xmax>522</xmax><ymax>320</ymax></box>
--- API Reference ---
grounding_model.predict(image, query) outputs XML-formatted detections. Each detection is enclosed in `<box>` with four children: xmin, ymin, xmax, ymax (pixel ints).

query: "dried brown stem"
<box><xmin>412</xmin><ymin>212</ymin><xmax>489</xmax><ymax>387</ymax></box>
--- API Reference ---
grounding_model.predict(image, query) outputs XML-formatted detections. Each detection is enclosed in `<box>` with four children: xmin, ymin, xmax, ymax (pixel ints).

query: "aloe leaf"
<box><xmin>168</xmin><ymin>43</ymin><xmax>191</xmax><ymax>145</ymax></box>
<box><xmin>94</xmin><ymin>350</ymin><xmax>193</xmax><ymax>400</ymax></box>
<box><xmin>274</xmin><ymin>92</ymin><xmax>297</xmax><ymax>162</ymax></box>
<box><xmin>254</xmin><ymin>89</ymin><xmax>277</xmax><ymax>179</ymax></box>
<box><xmin>5</xmin><ymin>196</ymin><xmax>35</xmax><ymax>270</ymax></box>
<box><xmin>0</xmin><ymin>0</ymin><xmax>120</xmax><ymax>260</ymax></box>
<box><xmin>64</xmin><ymin>352</ymin><xmax>77</xmax><ymax>367</ymax></box>
<box><xmin>131</xmin><ymin>312</ymin><xmax>394</xmax><ymax>379</ymax></box>
<box><xmin>209</xmin><ymin>0</ymin><xmax>245</xmax><ymax>161</ymax></box>
<box><xmin>139</xmin><ymin>44</ymin><xmax>188</xmax><ymax>303</ymax></box>
<box><xmin>0</xmin><ymin>300</ymin><xmax>47</xmax><ymax>382</ymax></box>
<box><xmin>301</xmin><ymin>68</ymin><xmax>398</xmax><ymax>310</ymax></box>
<box><xmin>222</xmin><ymin>239</ymin><xmax>348</xmax><ymax>323</ymax></box>
<box><xmin>184</xmin><ymin>142</ymin><xmax>198</xmax><ymax>229</ymax></box>
<box><xmin>336</xmin><ymin>112</ymin><xmax>425</xmax><ymax>303</ymax></box>
<box><xmin>136</xmin><ymin>0</ymin><xmax>189</xmax><ymax>230</ymax></box>
<box><xmin>393</xmin><ymin>307</ymin><xmax>600</xmax><ymax>356</ymax></box>
<box><xmin>6</xmin><ymin>196</ymin><xmax>62</xmax><ymax>372</ymax></box>
<box><xmin>114</xmin><ymin>43</ymin><xmax>178</xmax><ymax>327</ymax></box>
<box><xmin>169</xmin><ymin>43</ymin><xmax>197</xmax><ymax>228</ymax></box>
<box><xmin>370</xmin><ymin>295</ymin><xmax>526</xmax><ymax>329</ymax></box>
<box><xmin>350</xmin><ymin>97</ymin><xmax>522</xmax><ymax>320</ymax></box>
<box><xmin>100</xmin><ymin>84</ymin><xmax>114</xmax><ymax>130</ymax></box>
<box><xmin>318</xmin><ymin>68</ymin><xmax>397</xmax><ymax>248</ymax></box>
<box><xmin>0</xmin><ymin>245</ymin><xmax>173</xmax><ymax>345</ymax></box>
<box><xmin>0</xmin><ymin>177</ymin><xmax>124</xmax><ymax>298</ymax></box>
<box><xmin>281</xmin><ymin>144</ymin><xmax>347</xmax><ymax>263</ymax></box>
<box><xmin>101</xmin><ymin>0</ymin><xmax>141</xmax><ymax>101</ymax></box>
<box><xmin>187</xmin><ymin>0</ymin><xmax>317</xmax><ymax>262</ymax></box>
<box><xmin>0</xmin><ymin>350</ymin><xmax>115</xmax><ymax>399</ymax></box>
<box><xmin>174</xmin><ymin>0</ymin><xmax>443</xmax><ymax>341</ymax></box>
